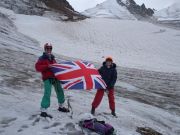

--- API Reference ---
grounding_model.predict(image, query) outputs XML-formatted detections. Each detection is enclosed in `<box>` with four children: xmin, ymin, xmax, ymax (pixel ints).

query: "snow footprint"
<box><xmin>43</xmin><ymin>122</ymin><xmax>61</xmax><ymax>129</ymax></box>
<box><xmin>0</xmin><ymin>117</ymin><xmax>17</xmax><ymax>128</ymax></box>
<box><xmin>17</xmin><ymin>125</ymin><xmax>28</xmax><ymax>132</ymax></box>
<box><xmin>58</xmin><ymin>122</ymin><xmax>84</xmax><ymax>135</ymax></box>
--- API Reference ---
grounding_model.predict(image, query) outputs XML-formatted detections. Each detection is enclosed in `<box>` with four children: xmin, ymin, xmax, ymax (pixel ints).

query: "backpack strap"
<box><xmin>79</xmin><ymin>121</ymin><xmax>85</xmax><ymax>133</ymax></box>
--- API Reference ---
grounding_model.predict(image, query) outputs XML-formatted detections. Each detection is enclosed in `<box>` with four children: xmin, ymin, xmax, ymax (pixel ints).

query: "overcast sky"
<box><xmin>67</xmin><ymin>0</ymin><xmax>178</xmax><ymax>12</ymax></box>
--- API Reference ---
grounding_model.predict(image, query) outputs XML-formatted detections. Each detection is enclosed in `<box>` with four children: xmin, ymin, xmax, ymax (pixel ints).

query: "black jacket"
<box><xmin>98</xmin><ymin>62</ymin><xmax>117</xmax><ymax>89</ymax></box>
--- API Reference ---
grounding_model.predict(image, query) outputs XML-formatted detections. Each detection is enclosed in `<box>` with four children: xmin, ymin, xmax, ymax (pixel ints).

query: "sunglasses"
<box><xmin>46</xmin><ymin>47</ymin><xmax>52</xmax><ymax>50</ymax></box>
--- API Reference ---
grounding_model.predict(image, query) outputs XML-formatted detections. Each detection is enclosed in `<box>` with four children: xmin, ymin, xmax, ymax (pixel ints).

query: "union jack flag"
<box><xmin>50</xmin><ymin>61</ymin><xmax>107</xmax><ymax>90</ymax></box>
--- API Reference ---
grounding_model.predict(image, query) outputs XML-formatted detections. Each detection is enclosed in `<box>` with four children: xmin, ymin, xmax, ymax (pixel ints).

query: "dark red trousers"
<box><xmin>92</xmin><ymin>89</ymin><xmax>115</xmax><ymax>111</ymax></box>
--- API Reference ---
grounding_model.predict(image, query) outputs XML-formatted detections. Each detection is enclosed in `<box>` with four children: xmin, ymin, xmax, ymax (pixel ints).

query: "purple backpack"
<box><xmin>79</xmin><ymin>118</ymin><xmax>114</xmax><ymax>135</ymax></box>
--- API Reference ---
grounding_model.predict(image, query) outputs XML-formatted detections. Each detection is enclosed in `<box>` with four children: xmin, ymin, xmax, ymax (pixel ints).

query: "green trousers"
<box><xmin>41</xmin><ymin>78</ymin><xmax>65</xmax><ymax>109</ymax></box>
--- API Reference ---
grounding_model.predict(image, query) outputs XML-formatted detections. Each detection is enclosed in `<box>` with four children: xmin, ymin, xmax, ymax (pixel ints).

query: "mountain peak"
<box><xmin>83</xmin><ymin>0</ymin><xmax>136</xmax><ymax>20</ymax></box>
<box><xmin>118</xmin><ymin>0</ymin><xmax>154</xmax><ymax>18</ymax></box>
<box><xmin>83</xmin><ymin>0</ymin><xmax>154</xmax><ymax>20</ymax></box>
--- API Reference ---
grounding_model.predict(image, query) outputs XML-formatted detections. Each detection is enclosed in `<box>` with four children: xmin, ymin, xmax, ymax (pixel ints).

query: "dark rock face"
<box><xmin>138</xmin><ymin>3</ymin><xmax>154</xmax><ymax>17</ymax></box>
<box><xmin>136</xmin><ymin>127</ymin><xmax>163</xmax><ymax>135</ymax></box>
<box><xmin>42</xmin><ymin>0</ymin><xmax>74</xmax><ymax>11</ymax></box>
<box><xmin>117</xmin><ymin>0</ymin><xmax>154</xmax><ymax>19</ymax></box>
<box><xmin>146</xmin><ymin>8</ymin><xmax>154</xmax><ymax>16</ymax></box>
<box><xmin>126</xmin><ymin>0</ymin><xmax>154</xmax><ymax>17</ymax></box>
<box><xmin>42</xmin><ymin>0</ymin><xmax>86</xmax><ymax>20</ymax></box>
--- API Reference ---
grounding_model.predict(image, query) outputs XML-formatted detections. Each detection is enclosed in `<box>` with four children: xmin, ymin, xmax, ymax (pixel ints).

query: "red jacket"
<box><xmin>35</xmin><ymin>53</ymin><xmax>56</xmax><ymax>80</ymax></box>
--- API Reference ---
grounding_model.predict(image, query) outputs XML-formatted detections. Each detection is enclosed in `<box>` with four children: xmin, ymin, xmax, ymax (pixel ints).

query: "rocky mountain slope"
<box><xmin>0</xmin><ymin>0</ymin><xmax>86</xmax><ymax>21</ymax></box>
<box><xmin>118</xmin><ymin>0</ymin><xmax>154</xmax><ymax>19</ymax></box>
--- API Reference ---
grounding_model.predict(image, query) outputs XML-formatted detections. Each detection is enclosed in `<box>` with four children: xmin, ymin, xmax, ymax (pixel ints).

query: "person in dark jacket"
<box><xmin>35</xmin><ymin>43</ymin><xmax>69</xmax><ymax>118</ymax></box>
<box><xmin>91</xmin><ymin>57</ymin><xmax>117</xmax><ymax>116</ymax></box>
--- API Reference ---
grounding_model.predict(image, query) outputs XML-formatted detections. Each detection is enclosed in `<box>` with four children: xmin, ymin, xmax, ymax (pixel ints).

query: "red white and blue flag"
<box><xmin>50</xmin><ymin>61</ymin><xmax>106</xmax><ymax>90</ymax></box>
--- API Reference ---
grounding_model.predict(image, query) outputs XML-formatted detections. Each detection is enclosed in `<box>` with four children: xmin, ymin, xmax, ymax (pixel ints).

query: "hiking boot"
<box><xmin>91</xmin><ymin>107</ymin><xmax>95</xmax><ymax>115</ymax></box>
<box><xmin>40</xmin><ymin>112</ymin><xmax>53</xmax><ymax>118</ymax></box>
<box><xmin>58</xmin><ymin>107</ymin><xmax>70</xmax><ymax>113</ymax></box>
<box><xmin>111</xmin><ymin>110</ymin><xmax>116</xmax><ymax>116</ymax></box>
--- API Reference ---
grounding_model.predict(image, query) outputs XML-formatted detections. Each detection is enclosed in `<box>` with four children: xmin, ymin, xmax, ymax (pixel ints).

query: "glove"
<box><xmin>45</xmin><ymin>64</ymin><xmax>52</xmax><ymax>70</ymax></box>
<box><xmin>106</xmin><ymin>85</ymin><xmax>114</xmax><ymax>90</ymax></box>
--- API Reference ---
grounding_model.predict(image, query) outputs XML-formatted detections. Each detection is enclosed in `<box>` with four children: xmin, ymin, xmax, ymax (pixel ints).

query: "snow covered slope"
<box><xmin>12</xmin><ymin>12</ymin><xmax>180</xmax><ymax>73</ymax></box>
<box><xmin>0</xmin><ymin>86</ymin><xmax>180</xmax><ymax>135</ymax></box>
<box><xmin>155</xmin><ymin>2</ymin><xmax>180</xmax><ymax>21</ymax></box>
<box><xmin>0</xmin><ymin>3</ymin><xmax>180</xmax><ymax>135</ymax></box>
<box><xmin>83</xmin><ymin>0</ymin><xmax>136</xmax><ymax>20</ymax></box>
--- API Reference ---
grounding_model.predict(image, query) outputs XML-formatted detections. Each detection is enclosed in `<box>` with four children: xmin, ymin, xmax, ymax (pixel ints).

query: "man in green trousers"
<box><xmin>35</xmin><ymin>43</ymin><xmax>69</xmax><ymax>118</ymax></box>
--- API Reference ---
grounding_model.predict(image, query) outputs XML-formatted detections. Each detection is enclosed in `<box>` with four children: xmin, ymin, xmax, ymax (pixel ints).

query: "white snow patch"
<box><xmin>0</xmin><ymin>87</ymin><xmax>179</xmax><ymax>135</ymax></box>
<box><xmin>116</xmin><ymin>81</ymin><xmax>138</xmax><ymax>91</ymax></box>
<box><xmin>0</xmin><ymin>5</ymin><xmax>180</xmax><ymax>135</ymax></box>
<box><xmin>13</xmin><ymin>14</ymin><xmax>180</xmax><ymax>73</ymax></box>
